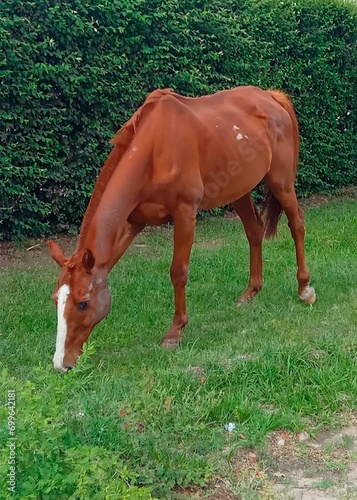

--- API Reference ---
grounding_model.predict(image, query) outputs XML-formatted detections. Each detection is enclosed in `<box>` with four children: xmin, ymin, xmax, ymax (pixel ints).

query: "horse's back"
<box><xmin>135</xmin><ymin>86</ymin><xmax>297</xmax><ymax>211</ymax></box>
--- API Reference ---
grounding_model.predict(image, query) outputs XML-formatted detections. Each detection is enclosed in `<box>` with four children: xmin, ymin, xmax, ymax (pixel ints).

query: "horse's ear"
<box><xmin>48</xmin><ymin>240</ymin><xmax>66</xmax><ymax>267</ymax></box>
<box><xmin>82</xmin><ymin>248</ymin><xmax>95</xmax><ymax>273</ymax></box>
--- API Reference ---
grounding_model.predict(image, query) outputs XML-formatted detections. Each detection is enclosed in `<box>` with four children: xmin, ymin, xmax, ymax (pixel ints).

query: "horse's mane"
<box><xmin>76</xmin><ymin>88</ymin><xmax>173</xmax><ymax>251</ymax></box>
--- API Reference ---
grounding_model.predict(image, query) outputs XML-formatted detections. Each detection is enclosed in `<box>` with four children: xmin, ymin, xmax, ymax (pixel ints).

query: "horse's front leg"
<box><xmin>161</xmin><ymin>204</ymin><xmax>197</xmax><ymax>349</ymax></box>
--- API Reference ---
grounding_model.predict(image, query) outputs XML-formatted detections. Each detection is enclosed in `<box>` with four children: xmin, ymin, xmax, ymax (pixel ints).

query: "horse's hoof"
<box><xmin>299</xmin><ymin>286</ymin><xmax>316</xmax><ymax>305</ymax></box>
<box><xmin>161</xmin><ymin>338</ymin><xmax>180</xmax><ymax>349</ymax></box>
<box><xmin>236</xmin><ymin>297</ymin><xmax>252</xmax><ymax>307</ymax></box>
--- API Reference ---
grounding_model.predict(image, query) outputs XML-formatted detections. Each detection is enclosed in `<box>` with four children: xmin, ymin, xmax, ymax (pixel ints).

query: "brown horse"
<box><xmin>49</xmin><ymin>86</ymin><xmax>315</xmax><ymax>373</ymax></box>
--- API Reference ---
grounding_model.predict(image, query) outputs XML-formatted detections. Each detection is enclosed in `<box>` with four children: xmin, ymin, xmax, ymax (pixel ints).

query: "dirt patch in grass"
<box><xmin>225</xmin><ymin>211</ymin><xmax>240</xmax><ymax>220</ymax></box>
<box><xmin>175</xmin><ymin>422</ymin><xmax>357</xmax><ymax>499</ymax></box>
<box><xmin>0</xmin><ymin>227</ymin><xmax>167</xmax><ymax>269</ymax></box>
<box><xmin>195</xmin><ymin>237</ymin><xmax>226</xmax><ymax>250</ymax></box>
<box><xmin>300</xmin><ymin>186</ymin><xmax>357</xmax><ymax>208</ymax></box>
<box><xmin>265</xmin><ymin>424</ymin><xmax>357</xmax><ymax>499</ymax></box>
<box><xmin>206</xmin><ymin>481</ymin><xmax>239</xmax><ymax>499</ymax></box>
<box><xmin>334</xmin><ymin>186</ymin><xmax>357</xmax><ymax>200</ymax></box>
<box><xmin>174</xmin><ymin>481</ymin><xmax>237</xmax><ymax>499</ymax></box>
<box><xmin>0</xmin><ymin>235</ymin><xmax>77</xmax><ymax>270</ymax></box>
<box><xmin>300</xmin><ymin>194</ymin><xmax>331</xmax><ymax>208</ymax></box>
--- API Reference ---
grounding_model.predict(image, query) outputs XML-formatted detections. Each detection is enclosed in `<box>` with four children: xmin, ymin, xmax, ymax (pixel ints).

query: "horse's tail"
<box><xmin>261</xmin><ymin>90</ymin><xmax>300</xmax><ymax>239</ymax></box>
<box><xmin>261</xmin><ymin>190</ymin><xmax>283</xmax><ymax>239</ymax></box>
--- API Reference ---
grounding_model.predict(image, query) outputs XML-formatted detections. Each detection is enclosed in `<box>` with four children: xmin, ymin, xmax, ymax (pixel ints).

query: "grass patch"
<box><xmin>1</xmin><ymin>199</ymin><xmax>357</xmax><ymax>498</ymax></box>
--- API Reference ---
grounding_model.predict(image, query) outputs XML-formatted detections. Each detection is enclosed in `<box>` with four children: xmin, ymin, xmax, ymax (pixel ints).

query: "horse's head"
<box><xmin>48</xmin><ymin>241</ymin><xmax>112</xmax><ymax>373</ymax></box>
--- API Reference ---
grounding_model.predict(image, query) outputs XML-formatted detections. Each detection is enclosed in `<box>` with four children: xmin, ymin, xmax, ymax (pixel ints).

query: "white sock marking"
<box><xmin>53</xmin><ymin>284</ymin><xmax>70</xmax><ymax>372</ymax></box>
<box><xmin>299</xmin><ymin>285</ymin><xmax>316</xmax><ymax>303</ymax></box>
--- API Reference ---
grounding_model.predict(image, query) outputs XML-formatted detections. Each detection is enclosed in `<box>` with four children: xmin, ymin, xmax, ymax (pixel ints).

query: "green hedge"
<box><xmin>1</xmin><ymin>0</ymin><xmax>356</xmax><ymax>239</ymax></box>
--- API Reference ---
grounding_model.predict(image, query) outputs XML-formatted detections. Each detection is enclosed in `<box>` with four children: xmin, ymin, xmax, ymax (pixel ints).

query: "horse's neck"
<box><xmin>81</xmin><ymin>150</ymin><xmax>148</xmax><ymax>270</ymax></box>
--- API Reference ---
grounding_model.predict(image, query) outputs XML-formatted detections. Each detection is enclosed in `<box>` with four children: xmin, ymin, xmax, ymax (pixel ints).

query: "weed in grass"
<box><xmin>314</xmin><ymin>479</ymin><xmax>335</xmax><ymax>490</ymax></box>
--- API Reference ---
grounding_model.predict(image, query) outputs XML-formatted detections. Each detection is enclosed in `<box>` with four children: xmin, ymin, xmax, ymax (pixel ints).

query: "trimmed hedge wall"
<box><xmin>1</xmin><ymin>0</ymin><xmax>356</xmax><ymax>239</ymax></box>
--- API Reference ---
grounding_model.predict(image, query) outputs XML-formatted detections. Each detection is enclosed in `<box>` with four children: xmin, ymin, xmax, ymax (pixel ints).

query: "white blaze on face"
<box><xmin>53</xmin><ymin>284</ymin><xmax>70</xmax><ymax>373</ymax></box>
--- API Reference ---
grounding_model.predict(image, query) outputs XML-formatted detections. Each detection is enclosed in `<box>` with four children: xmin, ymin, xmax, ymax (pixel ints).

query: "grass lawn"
<box><xmin>1</xmin><ymin>198</ymin><xmax>357</xmax><ymax>499</ymax></box>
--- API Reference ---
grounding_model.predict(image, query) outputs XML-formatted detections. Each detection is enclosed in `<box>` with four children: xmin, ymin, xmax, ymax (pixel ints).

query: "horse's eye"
<box><xmin>77</xmin><ymin>301</ymin><xmax>89</xmax><ymax>311</ymax></box>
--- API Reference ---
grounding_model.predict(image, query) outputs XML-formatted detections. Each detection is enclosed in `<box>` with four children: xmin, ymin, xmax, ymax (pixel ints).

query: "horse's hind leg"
<box><xmin>265</xmin><ymin>178</ymin><xmax>315</xmax><ymax>304</ymax></box>
<box><xmin>232</xmin><ymin>193</ymin><xmax>263</xmax><ymax>304</ymax></box>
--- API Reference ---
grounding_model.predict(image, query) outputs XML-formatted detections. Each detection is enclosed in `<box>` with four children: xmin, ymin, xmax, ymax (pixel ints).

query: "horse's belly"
<box><xmin>199</xmin><ymin>157</ymin><xmax>269</xmax><ymax>210</ymax></box>
<box><xmin>129</xmin><ymin>202</ymin><xmax>172</xmax><ymax>225</ymax></box>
